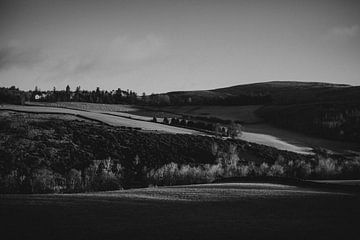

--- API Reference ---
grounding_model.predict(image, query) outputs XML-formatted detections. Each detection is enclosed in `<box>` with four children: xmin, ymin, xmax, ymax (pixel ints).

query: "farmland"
<box><xmin>135</xmin><ymin>104</ymin><xmax>360</xmax><ymax>154</ymax></box>
<box><xmin>19</xmin><ymin>103</ymin><xmax>315</xmax><ymax>154</ymax></box>
<box><xmin>1</xmin><ymin>182</ymin><xmax>360</xmax><ymax>240</ymax></box>
<box><xmin>139</xmin><ymin>105</ymin><xmax>263</xmax><ymax>123</ymax></box>
<box><xmin>0</xmin><ymin>104</ymin><xmax>199</xmax><ymax>135</ymax></box>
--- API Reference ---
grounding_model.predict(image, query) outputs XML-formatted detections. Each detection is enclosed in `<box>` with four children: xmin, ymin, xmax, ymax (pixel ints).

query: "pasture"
<box><xmin>27</xmin><ymin>101</ymin><xmax>138</xmax><ymax>112</ymax></box>
<box><xmin>0</xmin><ymin>105</ymin><xmax>199</xmax><ymax>135</ymax></box>
<box><xmin>19</xmin><ymin>103</ymin><xmax>316</xmax><ymax>154</ymax></box>
<box><xmin>140</xmin><ymin>104</ymin><xmax>263</xmax><ymax>123</ymax></box>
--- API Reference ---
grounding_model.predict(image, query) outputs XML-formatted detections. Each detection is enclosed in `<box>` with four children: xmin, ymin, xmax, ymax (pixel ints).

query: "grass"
<box><xmin>1</xmin><ymin>183</ymin><xmax>360</xmax><ymax>240</ymax></box>
<box><xmin>244</xmin><ymin>123</ymin><xmax>360</xmax><ymax>154</ymax></box>
<box><xmin>27</xmin><ymin>101</ymin><xmax>139</xmax><ymax>112</ymax></box>
<box><xmin>140</xmin><ymin>105</ymin><xmax>263</xmax><ymax>123</ymax></box>
<box><xmin>0</xmin><ymin>105</ymin><xmax>199</xmax><ymax>134</ymax></box>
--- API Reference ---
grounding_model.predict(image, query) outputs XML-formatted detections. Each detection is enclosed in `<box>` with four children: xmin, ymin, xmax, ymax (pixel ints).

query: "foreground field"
<box><xmin>1</xmin><ymin>183</ymin><xmax>359</xmax><ymax>240</ymax></box>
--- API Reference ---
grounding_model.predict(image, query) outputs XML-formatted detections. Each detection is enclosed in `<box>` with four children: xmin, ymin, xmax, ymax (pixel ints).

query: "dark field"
<box><xmin>1</xmin><ymin>183</ymin><xmax>360</xmax><ymax>240</ymax></box>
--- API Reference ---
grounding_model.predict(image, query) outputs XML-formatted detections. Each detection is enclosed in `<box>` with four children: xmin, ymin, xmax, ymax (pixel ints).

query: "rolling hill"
<box><xmin>159</xmin><ymin>81</ymin><xmax>360</xmax><ymax>142</ymax></box>
<box><xmin>165</xmin><ymin>81</ymin><xmax>357</xmax><ymax>105</ymax></box>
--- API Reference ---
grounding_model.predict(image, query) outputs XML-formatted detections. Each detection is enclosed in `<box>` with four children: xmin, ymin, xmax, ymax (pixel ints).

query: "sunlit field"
<box><xmin>3</xmin><ymin>103</ymin><xmax>315</xmax><ymax>154</ymax></box>
<box><xmin>0</xmin><ymin>105</ymin><xmax>199</xmax><ymax>134</ymax></box>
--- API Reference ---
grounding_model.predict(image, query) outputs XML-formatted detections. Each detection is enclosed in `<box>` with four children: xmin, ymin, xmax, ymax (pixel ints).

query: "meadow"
<box><xmin>34</xmin><ymin>101</ymin><xmax>359</xmax><ymax>154</ymax></box>
<box><xmin>19</xmin><ymin>103</ymin><xmax>316</xmax><ymax>154</ymax></box>
<box><xmin>139</xmin><ymin>105</ymin><xmax>263</xmax><ymax>123</ymax></box>
<box><xmin>0</xmin><ymin>105</ymin><xmax>198</xmax><ymax>134</ymax></box>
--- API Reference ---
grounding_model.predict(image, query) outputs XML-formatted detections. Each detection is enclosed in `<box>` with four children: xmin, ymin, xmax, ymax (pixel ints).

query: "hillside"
<box><xmin>159</xmin><ymin>81</ymin><xmax>360</xmax><ymax>142</ymax></box>
<box><xmin>165</xmin><ymin>81</ymin><xmax>356</xmax><ymax>105</ymax></box>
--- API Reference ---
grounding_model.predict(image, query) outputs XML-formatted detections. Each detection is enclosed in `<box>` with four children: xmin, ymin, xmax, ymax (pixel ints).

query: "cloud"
<box><xmin>328</xmin><ymin>25</ymin><xmax>359</xmax><ymax>38</ymax></box>
<box><xmin>51</xmin><ymin>34</ymin><xmax>168</xmax><ymax>76</ymax></box>
<box><xmin>30</xmin><ymin>33</ymin><xmax>169</xmax><ymax>86</ymax></box>
<box><xmin>107</xmin><ymin>34</ymin><xmax>167</xmax><ymax>63</ymax></box>
<box><xmin>0</xmin><ymin>34</ymin><xmax>168</xmax><ymax>88</ymax></box>
<box><xmin>0</xmin><ymin>41</ymin><xmax>44</xmax><ymax>71</ymax></box>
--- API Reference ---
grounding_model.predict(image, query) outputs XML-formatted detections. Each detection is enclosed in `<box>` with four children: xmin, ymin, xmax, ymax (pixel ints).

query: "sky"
<box><xmin>0</xmin><ymin>0</ymin><xmax>359</xmax><ymax>93</ymax></box>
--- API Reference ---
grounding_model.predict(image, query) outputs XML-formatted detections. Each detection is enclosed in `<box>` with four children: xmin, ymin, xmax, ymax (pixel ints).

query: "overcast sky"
<box><xmin>1</xmin><ymin>0</ymin><xmax>359</xmax><ymax>93</ymax></box>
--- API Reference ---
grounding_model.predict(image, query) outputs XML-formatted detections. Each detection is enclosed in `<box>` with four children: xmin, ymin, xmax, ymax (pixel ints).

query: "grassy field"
<box><xmin>27</xmin><ymin>101</ymin><xmax>139</xmax><ymax>112</ymax></box>
<box><xmin>7</xmin><ymin>102</ymin><xmax>360</xmax><ymax>154</ymax></box>
<box><xmin>1</xmin><ymin>183</ymin><xmax>360</xmax><ymax>240</ymax></box>
<box><xmin>140</xmin><ymin>105</ymin><xmax>263</xmax><ymax>123</ymax></box>
<box><xmin>21</xmin><ymin>102</ymin><xmax>317</xmax><ymax>154</ymax></box>
<box><xmin>139</xmin><ymin>104</ymin><xmax>359</xmax><ymax>154</ymax></box>
<box><xmin>244</xmin><ymin>123</ymin><xmax>360</xmax><ymax>154</ymax></box>
<box><xmin>0</xmin><ymin>105</ymin><xmax>199</xmax><ymax>135</ymax></box>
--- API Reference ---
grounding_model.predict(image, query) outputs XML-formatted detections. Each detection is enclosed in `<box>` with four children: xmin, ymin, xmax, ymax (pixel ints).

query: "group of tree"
<box><xmin>32</xmin><ymin>85</ymin><xmax>141</xmax><ymax>104</ymax></box>
<box><xmin>155</xmin><ymin>116</ymin><xmax>243</xmax><ymax>138</ymax></box>
<box><xmin>0</xmin><ymin>86</ymin><xmax>29</xmax><ymax>105</ymax></box>
<box><xmin>1</xmin><ymin>84</ymin><xmax>272</xmax><ymax>107</ymax></box>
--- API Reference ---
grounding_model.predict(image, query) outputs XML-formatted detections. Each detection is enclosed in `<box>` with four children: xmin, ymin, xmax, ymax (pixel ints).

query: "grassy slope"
<box><xmin>143</xmin><ymin>81</ymin><xmax>360</xmax><ymax>152</ymax></box>
<box><xmin>212</xmin><ymin>81</ymin><xmax>356</xmax><ymax>104</ymax></box>
<box><xmin>25</xmin><ymin>101</ymin><xmax>359</xmax><ymax>153</ymax></box>
<box><xmin>166</xmin><ymin>81</ymin><xmax>355</xmax><ymax>105</ymax></box>
<box><xmin>1</xmin><ymin>183</ymin><xmax>360</xmax><ymax>240</ymax></box>
<box><xmin>140</xmin><ymin>105</ymin><xmax>263</xmax><ymax>123</ymax></box>
<box><xmin>0</xmin><ymin>105</ymin><xmax>199</xmax><ymax>135</ymax></box>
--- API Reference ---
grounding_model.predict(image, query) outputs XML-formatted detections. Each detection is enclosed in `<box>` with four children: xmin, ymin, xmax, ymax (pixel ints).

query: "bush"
<box><xmin>32</xmin><ymin>168</ymin><xmax>60</xmax><ymax>193</ymax></box>
<box><xmin>339</xmin><ymin>158</ymin><xmax>360</xmax><ymax>178</ymax></box>
<box><xmin>147</xmin><ymin>162</ymin><xmax>222</xmax><ymax>186</ymax></box>
<box><xmin>314</xmin><ymin>158</ymin><xmax>338</xmax><ymax>177</ymax></box>
<box><xmin>258</xmin><ymin>163</ymin><xmax>270</xmax><ymax>176</ymax></box>
<box><xmin>0</xmin><ymin>170</ymin><xmax>24</xmax><ymax>193</ymax></box>
<box><xmin>83</xmin><ymin>159</ymin><xmax>123</xmax><ymax>191</ymax></box>
<box><xmin>66</xmin><ymin>169</ymin><xmax>83</xmax><ymax>192</ymax></box>
<box><xmin>267</xmin><ymin>163</ymin><xmax>285</xmax><ymax>176</ymax></box>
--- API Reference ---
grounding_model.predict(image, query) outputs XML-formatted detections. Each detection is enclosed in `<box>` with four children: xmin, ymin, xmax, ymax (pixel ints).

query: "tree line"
<box><xmin>1</xmin><ymin>85</ymin><xmax>272</xmax><ymax>106</ymax></box>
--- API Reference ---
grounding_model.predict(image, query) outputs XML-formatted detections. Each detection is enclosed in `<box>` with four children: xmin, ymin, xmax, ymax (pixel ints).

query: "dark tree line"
<box><xmin>0</xmin><ymin>86</ymin><xmax>29</xmax><ymax>105</ymax></box>
<box><xmin>32</xmin><ymin>85</ymin><xmax>141</xmax><ymax>104</ymax></box>
<box><xmin>156</xmin><ymin>116</ymin><xmax>242</xmax><ymax>138</ymax></box>
<box><xmin>1</xmin><ymin>85</ymin><xmax>272</xmax><ymax>107</ymax></box>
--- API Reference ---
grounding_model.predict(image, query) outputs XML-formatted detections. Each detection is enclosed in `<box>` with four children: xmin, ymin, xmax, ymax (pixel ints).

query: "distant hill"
<box><xmin>160</xmin><ymin>81</ymin><xmax>360</xmax><ymax>142</ymax></box>
<box><xmin>165</xmin><ymin>81</ymin><xmax>357</xmax><ymax>106</ymax></box>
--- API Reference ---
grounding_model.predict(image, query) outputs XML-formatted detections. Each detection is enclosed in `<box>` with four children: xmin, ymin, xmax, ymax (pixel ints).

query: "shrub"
<box><xmin>95</xmin><ymin>171</ymin><xmax>122</xmax><ymax>191</ymax></box>
<box><xmin>268</xmin><ymin>163</ymin><xmax>285</xmax><ymax>176</ymax></box>
<box><xmin>315</xmin><ymin>157</ymin><xmax>338</xmax><ymax>177</ymax></box>
<box><xmin>66</xmin><ymin>169</ymin><xmax>83</xmax><ymax>192</ymax></box>
<box><xmin>31</xmin><ymin>168</ymin><xmax>58</xmax><ymax>193</ymax></box>
<box><xmin>83</xmin><ymin>159</ymin><xmax>122</xmax><ymax>191</ymax></box>
<box><xmin>286</xmin><ymin>160</ymin><xmax>312</xmax><ymax>178</ymax></box>
<box><xmin>339</xmin><ymin>158</ymin><xmax>360</xmax><ymax>178</ymax></box>
<box><xmin>0</xmin><ymin>170</ymin><xmax>23</xmax><ymax>193</ymax></box>
<box><xmin>258</xmin><ymin>163</ymin><xmax>270</xmax><ymax>176</ymax></box>
<box><xmin>147</xmin><ymin>162</ymin><xmax>222</xmax><ymax>186</ymax></box>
